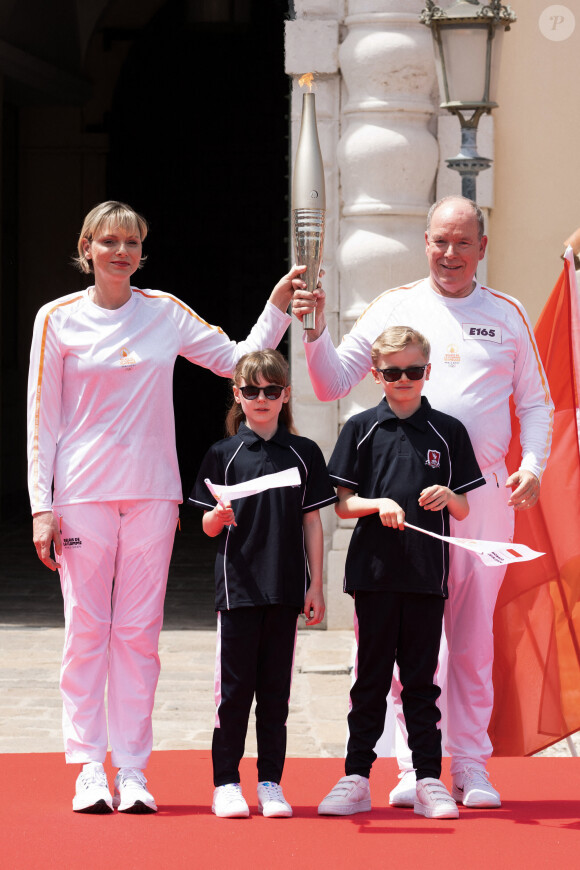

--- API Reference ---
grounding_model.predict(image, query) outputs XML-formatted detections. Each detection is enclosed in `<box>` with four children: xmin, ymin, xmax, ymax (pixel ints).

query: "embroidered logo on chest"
<box><xmin>425</xmin><ymin>450</ymin><xmax>441</xmax><ymax>469</ymax></box>
<box><xmin>119</xmin><ymin>346</ymin><xmax>140</xmax><ymax>369</ymax></box>
<box><xmin>443</xmin><ymin>344</ymin><xmax>461</xmax><ymax>368</ymax></box>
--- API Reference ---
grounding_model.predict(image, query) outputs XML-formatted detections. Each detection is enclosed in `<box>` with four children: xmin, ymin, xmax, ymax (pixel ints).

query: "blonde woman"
<box><xmin>28</xmin><ymin>201</ymin><xmax>302</xmax><ymax>814</ymax></box>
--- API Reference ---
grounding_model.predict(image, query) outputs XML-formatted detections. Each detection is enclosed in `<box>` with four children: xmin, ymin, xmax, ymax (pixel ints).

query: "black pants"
<box><xmin>346</xmin><ymin>590</ymin><xmax>445</xmax><ymax>781</ymax></box>
<box><xmin>212</xmin><ymin>604</ymin><xmax>300</xmax><ymax>787</ymax></box>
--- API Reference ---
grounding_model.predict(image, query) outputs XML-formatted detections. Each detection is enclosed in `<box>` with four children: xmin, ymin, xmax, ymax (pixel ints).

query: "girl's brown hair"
<box><xmin>225</xmin><ymin>349</ymin><xmax>296</xmax><ymax>436</ymax></box>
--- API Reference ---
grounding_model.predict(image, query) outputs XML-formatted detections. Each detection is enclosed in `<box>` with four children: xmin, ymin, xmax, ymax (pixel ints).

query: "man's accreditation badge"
<box><xmin>425</xmin><ymin>450</ymin><xmax>441</xmax><ymax>469</ymax></box>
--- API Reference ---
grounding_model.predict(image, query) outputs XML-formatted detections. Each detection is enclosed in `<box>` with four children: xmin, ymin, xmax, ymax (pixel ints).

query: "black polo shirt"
<box><xmin>328</xmin><ymin>396</ymin><xmax>485</xmax><ymax>598</ymax></box>
<box><xmin>190</xmin><ymin>422</ymin><xmax>337</xmax><ymax>610</ymax></box>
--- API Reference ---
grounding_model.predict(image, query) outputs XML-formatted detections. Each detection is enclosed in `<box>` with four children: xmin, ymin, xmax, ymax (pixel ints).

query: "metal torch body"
<box><xmin>292</xmin><ymin>92</ymin><xmax>326</xmax><ymax>331</ymax></box>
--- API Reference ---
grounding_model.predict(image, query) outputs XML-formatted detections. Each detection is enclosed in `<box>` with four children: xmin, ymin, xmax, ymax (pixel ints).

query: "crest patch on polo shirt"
<box><xmin>425</xmin><ymin>449</ymin><xmax>441</xmax><ymax>469</ymax></box>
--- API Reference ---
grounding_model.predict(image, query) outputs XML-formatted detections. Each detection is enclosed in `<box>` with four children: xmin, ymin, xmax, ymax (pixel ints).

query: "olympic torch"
<box><xmin>292</xmin><ymin>74</ymin><xmax>326</xmax><ymax>331</ymax></box>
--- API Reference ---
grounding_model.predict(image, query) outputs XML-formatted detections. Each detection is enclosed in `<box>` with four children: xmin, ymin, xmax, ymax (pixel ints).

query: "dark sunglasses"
<box><xmin>376</xmin><ymin>365</ymin><xmax>428</xmax><ymax>383</ymax></box>
<box><xmin>239</xmin><ymin>384</ymin><xmax>286</xmax><ymax>400</ymax></box>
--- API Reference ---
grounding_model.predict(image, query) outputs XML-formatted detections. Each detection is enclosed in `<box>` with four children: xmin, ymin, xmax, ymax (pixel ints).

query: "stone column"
<box><xmin>285</xmin><ymin>6</ymin><xmax>342</xmax><ymax>628</ymax></box>
<box><xmin>328</xmin><ymin>2</ymin><xmax>439</xmax><ymax>627</ymax></box>
<box><xmin>286</xmin><ymin>2</ymin><xmax>439</xmax><ymax>628</ymax></box>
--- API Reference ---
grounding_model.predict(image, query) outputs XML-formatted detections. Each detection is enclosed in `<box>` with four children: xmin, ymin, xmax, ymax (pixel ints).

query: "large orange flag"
<box><xmin>489</xmin><ymin>250</ymin><xmax>580</xmax><ymax>755</ymax></box>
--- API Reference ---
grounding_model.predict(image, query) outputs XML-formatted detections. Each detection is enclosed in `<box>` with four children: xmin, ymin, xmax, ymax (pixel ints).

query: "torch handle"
<box><xmin>292</xmin><ymin>208</ymin><xmax>325</xmax><ymax>331</ymax></box>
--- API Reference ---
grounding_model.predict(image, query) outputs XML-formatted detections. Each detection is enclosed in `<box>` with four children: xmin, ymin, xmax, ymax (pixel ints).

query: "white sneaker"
<box><xmin>388</xmin><ymin>770</ymin><xmax>417</xmax><ymax>807</ymax></box>
<box><xmin>257</xmin><ymin>781</ymin><xmax>293</xmax><ymax>818</ymax></box>
<box><xmin>212</xmin><ymin>783</ymin><xmax>250</xmax><ymax>818</ymax></box>
<box><xmin>318</xmin><ymin>775</ymin><xmax>371</xmax><ymax>816</ymax></box>
<box><xmin>72</xmin><ymin>761</ymin><xmax>113</xmax><ymax>814</ymax></box>
<box><xmin>414</xmin><ymin>778</ymin><xmax>459</xmax><ymax>819</ymax></box>
<box><xmin>113</xmin><ymin>768</ymin><xmax>157</xmax><ymax>814</ymax></box>
<box><xmin>452</xmin><ymin>765</ymin><xmax>501</xmax><ymax>808</ymax></box>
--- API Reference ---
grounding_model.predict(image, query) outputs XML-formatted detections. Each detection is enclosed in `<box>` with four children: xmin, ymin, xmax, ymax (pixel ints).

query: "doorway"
<box><xmin>107</xmin><ymin>0</ymin><xmax>291</xmax><ymax>622</ymax></box>
<box><xmin>108</xmin><ymin>0</ymin><xmax>291</xmax><ymax>498</ymax></box>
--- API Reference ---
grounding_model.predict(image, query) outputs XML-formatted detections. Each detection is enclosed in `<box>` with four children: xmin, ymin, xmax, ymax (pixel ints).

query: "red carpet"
<box><xmin>5</xmin><ymin>752</ymin><xmax>579</xmax><ymax>869</ymax></box>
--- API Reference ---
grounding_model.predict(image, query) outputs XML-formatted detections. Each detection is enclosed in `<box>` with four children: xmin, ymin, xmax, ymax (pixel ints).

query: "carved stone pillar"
<box><xmin>286</xmin><ymin>2</ymin><xmax>439</xmax><ymax>628</ymax></box>
<box><xmin>327</xmin><ymin>2</ymin><xmax>439</xmax><ymax>627</ymax></box>
<box><xmin>285</xmin><ymin>7</ymin><xmax>342</xmax><ymax>629</ymax></box>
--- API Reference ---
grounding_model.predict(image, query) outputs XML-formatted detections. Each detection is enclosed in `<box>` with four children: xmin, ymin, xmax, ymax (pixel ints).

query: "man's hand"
<box><xmin>506</xmin><ymin>469</ymin><xmax>540</xmax><ymax>510</ymax></box>
<box><xmin>32</xmin><ymin>511</ymin><xmax>61</xmax><ymax>571</ymax></box>
<box><xmin>291</xmin><ymin>278</ymin><xmax>327</xmax><ymax>341</ymax></box>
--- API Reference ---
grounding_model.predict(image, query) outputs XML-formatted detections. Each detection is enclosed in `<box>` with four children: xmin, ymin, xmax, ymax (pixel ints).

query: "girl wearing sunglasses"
<box><xmin>190</xmin><ymin>349</ymin><xmax>337</xmax><ymax>820</ymax></box>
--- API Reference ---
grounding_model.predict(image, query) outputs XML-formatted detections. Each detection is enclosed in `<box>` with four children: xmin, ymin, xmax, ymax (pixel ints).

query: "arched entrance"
<box><xmin>1</xmin><ymin>0</ymin><xmax>291</xmax><ymax>627</ymax></box>
<box><xmin>107</xmin><ymin>0</ymin><xmax>291</xmax><ymax>494</ymax></box>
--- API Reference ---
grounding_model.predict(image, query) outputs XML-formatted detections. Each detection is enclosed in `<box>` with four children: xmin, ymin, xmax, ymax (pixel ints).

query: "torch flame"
<box><xmin>298</xmin><ymin>73</ymin><xmax>314</xmax><ymax>92</ymax></box>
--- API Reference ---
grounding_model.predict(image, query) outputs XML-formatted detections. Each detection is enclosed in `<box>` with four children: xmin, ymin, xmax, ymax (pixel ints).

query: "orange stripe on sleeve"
<box><xmin>485</xmin><ymin>287</ymin><xmax>554</xmax><ymax>476</ymax></box>
<box><xmin>352</xmin><ymin>280</ymin><xmax>423</xmax><ymax>331</ymax></box>
<box><xmin>132</xmin><ymin>289</ymin><xmax>224</xmax><ymax>334</ymax></box>
<box><xmin>31</xmin><ymin>296</ymin><xmax>83</xmax><ymax>507</ymax></box>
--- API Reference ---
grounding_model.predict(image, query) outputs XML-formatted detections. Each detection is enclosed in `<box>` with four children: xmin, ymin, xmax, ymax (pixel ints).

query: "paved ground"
<box><xmin>0</xmin><ymin>516</ymin><xmax>354</xmax><ymax>759</ymax></box>
<box><xmin>0</xmin><ymin>626</ymin><xmax>355</xmax><ymax>758</ymax></box>
<box><xmin>1</xmin><ymin>516</ymin><xmax>577</xmax><ymax>759</ymax></box>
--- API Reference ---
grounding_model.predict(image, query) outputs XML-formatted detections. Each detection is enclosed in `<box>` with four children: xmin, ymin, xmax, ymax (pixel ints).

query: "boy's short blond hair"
<box><xmin>371</xmin><ymin>326</ymin><xmax>430</xmax><ymax>365</ymax></box>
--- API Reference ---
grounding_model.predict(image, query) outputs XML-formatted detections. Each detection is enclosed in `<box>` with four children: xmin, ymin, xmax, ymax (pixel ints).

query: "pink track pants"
<box><xmin>54</xmin><ymin>499</ymin><xmax>179</xmax><ymax>768</ymax></box>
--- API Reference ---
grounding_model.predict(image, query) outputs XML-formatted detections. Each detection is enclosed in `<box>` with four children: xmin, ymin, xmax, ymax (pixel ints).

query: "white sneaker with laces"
<box><xmin>257</xmin><ymin>781</ymin><xmax>293</xmax><ymax>818</ymax></box>
<box><xmin>388</xmin><ymin>770</ymin><xmax>417</xmax><ymax>807</ymax></box>
<box><xmin>414</xmin><ymin>777</ymin><xmax>459</xmax><ymax>819</ymax></box>
<box><xmin>452</xmin><ymin>765</ymin><xmax>501</xmax><ymax>808</ymax></box>
<box><xmin>318</xmin><ymin>774</ymin><xmax>371</xmax><ymax>816</ymax></box>
<box><xmin>72</xmin><ymin>761</ymin><xmax>113</xmax><ymax>814</ymax></box>
<box><xmin>113</xmin><ymin>768</ymin><xmax>157</xmax><ymax>814</ymax></box>
<box><xmin>212</xmin><ymin>783</ymin><xmax>250</xmax><ymax>818</ymax></box>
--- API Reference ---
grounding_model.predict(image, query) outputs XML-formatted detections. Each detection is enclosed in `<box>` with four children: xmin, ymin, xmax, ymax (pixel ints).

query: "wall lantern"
<box><xmin>420</xmin><ymin>0</ymin><xmax>517</xmax><ymax>200</ymax></box>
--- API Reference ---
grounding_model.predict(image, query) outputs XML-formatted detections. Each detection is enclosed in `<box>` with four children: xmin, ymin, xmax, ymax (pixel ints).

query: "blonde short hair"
<box><xmin>371</xmin><ymin>326</ymin><xmax>430</xmax><ymax>365</ymax></box>
<box><xmin>74</xmin><ymin>201</ymin><xmax>149</xmax><ymax>274</ymax></box>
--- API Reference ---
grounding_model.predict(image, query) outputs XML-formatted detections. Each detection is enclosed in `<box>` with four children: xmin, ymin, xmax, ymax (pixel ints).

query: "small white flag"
<box><xmin>205</xmin><ymin>467</ymin><xmax>301</xmax><ymax>505</ymax></box>
<box><xmin>403</xmin><ymin>521</ymin><xmax>545</xmax><ymax>567</ymax></box>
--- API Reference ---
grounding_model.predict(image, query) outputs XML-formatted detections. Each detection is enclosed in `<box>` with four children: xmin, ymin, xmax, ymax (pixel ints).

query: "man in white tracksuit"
<box><xmin>292</xmin><ymin>196</ymin><xmax>553</xmax><ymax>809</ymax></box>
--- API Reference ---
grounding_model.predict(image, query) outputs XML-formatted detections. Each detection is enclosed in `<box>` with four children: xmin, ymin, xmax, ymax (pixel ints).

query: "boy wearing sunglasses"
<box><xmin>318</xmin><ymin>326</ymin><xmax>485</xmax><ymax>819</ymax></box>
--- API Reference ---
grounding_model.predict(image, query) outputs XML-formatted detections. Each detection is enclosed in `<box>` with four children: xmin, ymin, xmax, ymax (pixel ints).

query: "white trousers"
<box><xmin>55</xmin><ymin>499</ymin><xmax>179</xmax><ymax>768</ymax></box>
<box><xmin>384</xmin><ymin>464</ymin><xmax>514</xmax><ymax>776</ymax></box>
